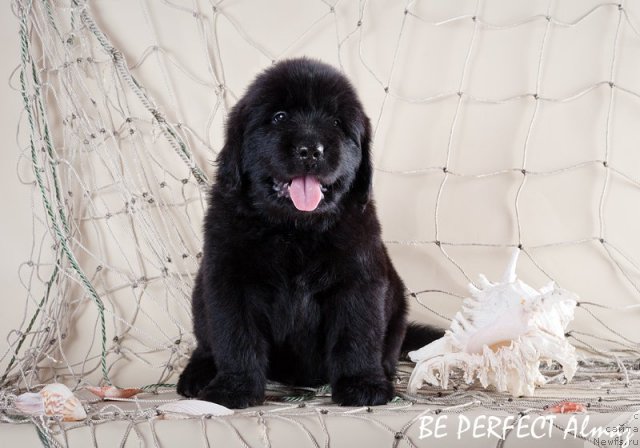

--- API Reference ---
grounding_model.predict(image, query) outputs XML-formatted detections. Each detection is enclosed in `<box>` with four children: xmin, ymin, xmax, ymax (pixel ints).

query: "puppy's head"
<box><xmin>216</xmin><ymin>58</ymin><xmax>372</xmax><ymax>221</ymax></box>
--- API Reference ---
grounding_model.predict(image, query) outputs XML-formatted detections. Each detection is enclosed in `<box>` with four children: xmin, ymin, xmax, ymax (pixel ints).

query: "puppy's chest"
<box><xmin>257</xmin><ymin>236</ymin><xmax>333</xmax><ymax>341</ymax></box>
<box><xmin>252</xmin><ymin>232</ymin><xmax>337</xmax><ymax>284</ymax></box>
<box><xmin>269</xmin><ymin>279</ymin><xmax>320</xmax><ymax>341</ymax></box>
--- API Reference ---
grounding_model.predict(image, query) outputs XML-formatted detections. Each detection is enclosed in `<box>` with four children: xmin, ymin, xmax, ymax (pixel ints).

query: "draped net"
<box><xmin>3</xmin><ymin>0</ymin><xmax>640</xmax><ymax>443</ymax></box>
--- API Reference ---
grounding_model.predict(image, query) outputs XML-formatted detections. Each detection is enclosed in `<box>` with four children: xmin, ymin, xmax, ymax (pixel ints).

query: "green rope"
<box><xmin>41</xmin><ymin>0</ymin><xmax>61</xmax><ymax>44</ymax></box>
<box><xmin>34</xmin><ymin>424</ymin><xmax>53</xmax><ymax>448</ymax></box>
<box><xmin>140</xmin><ymin>383</ymin><xmax>177</xmax><ymax>391</ymax></box>
<box><xmin>18</xmin><ymin>0</ymin><xmax>111</xmax><ymax>385</ymax></box>
<box><xmin>0</xmin><ymin>262</ymin><xmax>59</xmax><ymax>387</ymax></box>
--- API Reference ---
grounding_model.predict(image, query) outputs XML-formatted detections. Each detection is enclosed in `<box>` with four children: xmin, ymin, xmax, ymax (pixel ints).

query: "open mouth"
<box><xmin>273</xmin><ymin>176</ymin><xmax>328</xmax><ymax>212</ymax></box>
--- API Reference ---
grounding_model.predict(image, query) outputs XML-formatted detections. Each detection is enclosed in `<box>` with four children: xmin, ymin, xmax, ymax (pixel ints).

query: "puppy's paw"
<box><xmin>177</xmin><ymin>357</ymin><xmax>217</xmax><ymax>398</ymax></box>
<box><xmin>332</xmin><ymin>374</ymin><xmax>395</xmax><ymax>406</ymax></box>
<box><xmin>197</xmin><ymin>373</ymin><xmax>264</xmax><ymax>409</ymax></box>
<box><xmin>382</xmin><ymin>359</ymin><xmax>398</xmax><ymax>381</ymax></box>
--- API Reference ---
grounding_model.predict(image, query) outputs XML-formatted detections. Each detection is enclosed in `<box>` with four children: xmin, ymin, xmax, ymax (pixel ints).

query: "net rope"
<box><xmin>3</xmin><ymin>0</ymin><xmax>640</xmax><ymax>445</ymax></box>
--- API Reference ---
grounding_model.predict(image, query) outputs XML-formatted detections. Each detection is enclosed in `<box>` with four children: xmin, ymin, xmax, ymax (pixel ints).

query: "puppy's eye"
<box><xmin>272</xmin><ymin>111</ymin><xmax>288</xmax><ymax>124</ymax></box>
<box><xmin>333</xmin><ymin>119</ymin><xmax>341</xmax><ymax>127</ymax></box>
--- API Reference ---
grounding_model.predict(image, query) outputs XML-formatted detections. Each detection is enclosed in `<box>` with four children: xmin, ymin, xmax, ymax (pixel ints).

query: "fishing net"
<box><xmin>3</xmin><ymin>0</ymin><xmax>640</xmax><ymax>445</ymax></box>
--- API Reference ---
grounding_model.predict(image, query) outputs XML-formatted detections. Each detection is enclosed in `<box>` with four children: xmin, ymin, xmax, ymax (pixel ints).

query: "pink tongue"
<box><xmin>289</xmin><ymin>176</ymin><xmax>323</xmax><ymax>212</ymax></box>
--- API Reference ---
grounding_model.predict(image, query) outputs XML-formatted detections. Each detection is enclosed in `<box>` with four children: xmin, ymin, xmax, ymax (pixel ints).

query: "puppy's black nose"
<box><xmin>296</xmin><ymin>144</ymin><xmax>324</xmax><ymax>161</ymax></box>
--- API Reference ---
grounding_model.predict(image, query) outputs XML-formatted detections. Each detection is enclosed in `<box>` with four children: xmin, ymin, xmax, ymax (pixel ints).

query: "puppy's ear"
<box><xmin>215</xmin><ymin>100</ymin><xmax>247</xmax><ymax>192</ymax></box>
<box><xmin>351</xmin><ymin>115</ymin><xmax>373</xmax><ymax>208</ymax></box>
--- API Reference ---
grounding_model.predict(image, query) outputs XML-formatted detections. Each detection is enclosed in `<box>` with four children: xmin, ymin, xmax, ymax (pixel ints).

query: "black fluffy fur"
<box><xmin>177</xmin><ymin>58</ymin><xmax>443</xmax><ymax>408</ymax></box>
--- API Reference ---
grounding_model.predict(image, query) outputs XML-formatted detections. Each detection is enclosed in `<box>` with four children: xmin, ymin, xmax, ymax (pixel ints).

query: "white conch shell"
<box><xmin>40</xmin><ymin>383</ymin><xmax>87</xmax><ymax>421</ymax></box>
<box><xmin>157</xmin><ymin>400</ymin><xmax>234</xmax><ymax>419</ymax></box>
<box><xmin>408</xmin><ymin>249</ymin><xmax>578</xmax><ymax>397</ymax></box>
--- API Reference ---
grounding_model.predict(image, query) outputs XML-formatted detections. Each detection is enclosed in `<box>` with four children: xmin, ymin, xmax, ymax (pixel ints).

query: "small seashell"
<box><xmin>86</xmin><ymin>386</ymin><xmax>142</xmax><ymax>400</ymax></box>
<box><xmin>545</xmin><ymin>401</ymin><xmax>587</xmax><ymax>414</ymax></box>
<box><xmin>14</xmin><ymin>392</ymin><xmax>45</xmax><ymax>415</ymax></box>
<box><xmin>40</xmin><ymin>383</ymin><xmax>87</xmax><ymax>421</ymax></box>
<box><xmin>157</xmin><ymin>400</ymin><xmax>234</xmax><ymax>419</ymax></box>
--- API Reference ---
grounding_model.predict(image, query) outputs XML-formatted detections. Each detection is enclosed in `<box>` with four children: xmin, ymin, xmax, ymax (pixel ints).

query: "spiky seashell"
<box><xmin>14</xmin><ymin>392</ymin><xmax>45</xmax><ymax>415</ymax></box>
<box><xmin>157</xmin><ymin>400</ymin><xmax>234</xmax><ymax>419</ymax></box>
<box><xmin>40</xmin><ymin>383</ymin><xmax>87</xmax><ymax>421</ymax></box>
<box><xmin>408</xmin><ymin>249</ymin><xmax>578</xmax><ymax>397</ymax></box>
<box><xmin>86</xmin><ymin>386</ymin><xmax>142</xmax><ymax>400</ymax></box>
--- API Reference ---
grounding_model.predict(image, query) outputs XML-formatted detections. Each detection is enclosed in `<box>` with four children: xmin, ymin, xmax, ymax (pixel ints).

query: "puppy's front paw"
<box><xmin>197</xmin><ymin>373</ymin><xmax>264</xmax><ymax>409</ymax></box>
<box><xmin>177</xmin><ymin>358</ymin><xmax>217</xmax><ymax>398</ymax></box>
<box><xmin>332</xmin><ymin>374</ymin><xmax>394</xmax><ymax>406</ymax></box>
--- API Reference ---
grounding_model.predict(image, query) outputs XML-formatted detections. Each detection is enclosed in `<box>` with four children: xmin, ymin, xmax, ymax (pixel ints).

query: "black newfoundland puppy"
<box><xmin>177</xmin><ymin>58</ymin><xmax>441</xmax><ymax>408</ymax></box>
